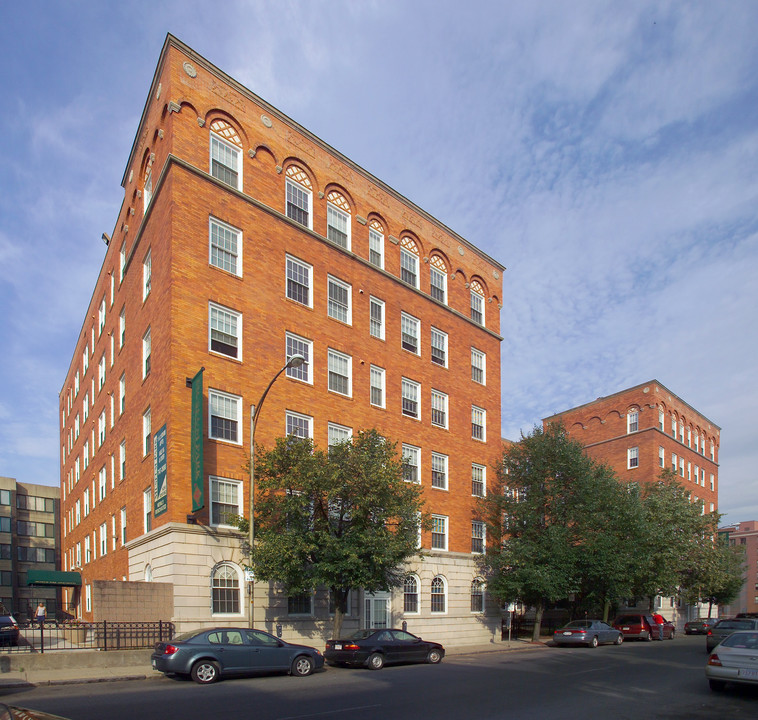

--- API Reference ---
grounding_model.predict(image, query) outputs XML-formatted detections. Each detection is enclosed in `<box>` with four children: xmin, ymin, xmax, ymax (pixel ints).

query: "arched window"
<box><xmin>403</xmin><ymin>575</ymin><xmax>419</xmax><ymax>614</ymax></box>
<box><xmin>326</xmin><ymin>190</ymin><xmax>351</xmax><ymax>250</ymax></box>
<box><xmin>285</xmin><ymin>165</ymin><xmax>313</xmax><ymax>229</ymax></box>
<box><xmin>430</xmin><ymin>256</ymin><xmax>448</xmax><ymax>304</ymax></box>
<box><xmin>144</xmin><ymin>564</ymin><xmax>153</xmax><ymax>582</ymax></box>
<box><xmin>211</xmin><ymin>563</ymin><xmax>241</xmax><ymax>615</ymax></box>
<box><xmin>430</xmin><ymin>576</ymin><xmax>446</xmax><ymax>614</ymax></box>
<box><xmin>368</xmin><ymin>220</ymin><xmax>384</xmax><ymax>268</ymax></box>
<box><xmin>209</xmin><ymin>120</ymin><xmax>242</xmax><ymax>190</ymax></box>
<box><xmin>400</xmin><ymin>238</ymin><xmax>419</xmax><ymax>289</ymax></box>
<box><xmin>470</xmin><ymin>279</ymin><xmax>485</xmax><ymax>325</ymax></box>
<box><xmin>471</xmin><ymin>578</ymin><xmax>484</xmax><ymax>613</ymax></box>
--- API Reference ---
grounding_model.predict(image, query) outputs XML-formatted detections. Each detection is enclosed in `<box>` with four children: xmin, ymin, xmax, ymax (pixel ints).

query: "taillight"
<box><xmin>343</xmin><ymin>643</ymin><xmax>361</xmax><ymax>650</ymax></box>
<box><xmin>707</xmin><ymin>653</ymin><xmax>722</xmax><ymax>667</ymax></box>
<box><xmin>706</xmin><ymin>630</ymin><xmax>712</xmax><ymax>636</ymax></box>
<box><xmin>163</xmin><ymin>644</ymin><xmax>179</xmax><ymax>655</ymax></box>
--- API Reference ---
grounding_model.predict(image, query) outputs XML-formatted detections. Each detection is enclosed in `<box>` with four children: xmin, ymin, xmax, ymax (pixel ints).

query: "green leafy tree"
<box><xmin>239</xmin><ymin>429</ymin><xmax>427</xmax><ymax>639</ymax></box>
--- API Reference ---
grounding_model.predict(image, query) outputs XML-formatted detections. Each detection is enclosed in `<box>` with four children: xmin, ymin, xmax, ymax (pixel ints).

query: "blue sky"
<box><xmin>1</xmin><ymin>1</ymin><xmax>757</xmax><ymax>523</ymax></box>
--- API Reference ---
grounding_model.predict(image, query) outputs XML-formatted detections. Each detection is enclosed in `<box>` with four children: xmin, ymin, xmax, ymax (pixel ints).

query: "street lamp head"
<box><xmin>286</xmin><ymin>354</ymin><xmax>306</xmax><ymax>369</ymax></box>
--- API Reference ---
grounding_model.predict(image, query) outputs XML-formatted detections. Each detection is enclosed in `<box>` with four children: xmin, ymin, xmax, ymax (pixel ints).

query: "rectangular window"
<box><xmin>119</xmin><ymin>242</ymin><xmax>126</xmax><ymax>283</ymax></box>
<box><xmin>472</xmin><ymin>464</ymin><xmax>486</xmax><ymax>497</ymax></box>
<box><xmin>659</xmin><ymin>446</ymin><xmax>665</xmax><ymax>468</ymax></box>
<box><xmin>327</xmin><ymin>203</ymin><xmax>350</xmax><ymax>249</ymax></box>
<box><xmin>431</xmin><ymin>390</ymin><xmax>448</xmax><ymax>429</ymax></box>
<box><xmin>628</xmin><ymin>447</ymin><xmax>639</xmax><ymax>469</ymax></box>
<box><xmin>143</xmin><ymin>488</ymin><xmax>152</xmax><ymax>532</ymax></box>
<box><xmin>628</xmin><ymin>411</ymin><xmax>638</xmax><ymax>433</ymax></box>
<box><xmin>327</xmin><ymin>276</ymin><xmax>351</xmax><ymax>324</ymax></box>
<box><xmin>470</xmin><ymin>291</ymin><xmax>484</xmax><ymax>324</ymax></box>
<box><xmin>98</xmin><ymin>354</ymin><xmax>106</xmax><ymax>391</ymax></box>
<box><xmin>401</xmin><ymin>378</ymin><xmax>420</xmax><ymax>419</ymax></box>
<box><xmin>143</xmin><ymin>250</ymin><xmax>152</xmax><ymax>301</ymax></box>
<box><xmin>327</xmin><ymin>349</ymin><xmax>352</xmax><ymax>396</ymax></box>
<box><xmin>671</xmin><ymin>453</ymin><xmax>677</xmax><ymax>472</ymax></box>
<box><xmin>99</xmin><ymin>523</ymin><xmax>107</xmax><ymax>556</ymax></box>
<box><xmin>286</xmin><ymin>411</ymin><xmax>312</xmax><ymax>439</ymax></box>
<box><xmin>211</xmin><ymin>133</ymin><xmax>241</xmax><ymax>189</ymax></box>
<box><xmin>430</xmin><ymin>327</ymin><xmax>447</xmax><ymax>367</ymax></box>
<box><xmin>119</xmin><ymin>307</ymin><xmax>125</xmax><ymax>349</ymax></box>
<box><xmin>120</xmin><ymin>506</ymin><xmax>127</xmax><ymax>545</ymax></box>
<box><xmin>209</xmin><ymin>390</ymin><xmax>241</xmax><ymax>444</ymax></box>
<box><xmin>286</xmin><ymin>333</ymin><xmax>312</xmax><ymax>383</ymax></box>
<box><xmin>401</xmin><ymin>312</ymin><xmax>420</xmax><ymax>354</ymax></box>
<box><xmin>431</xmin><ymin>452</ymin><xmax>448</xmax><ymax>490</ymax></box>
<box><xmin>209</xmin><ymin>218</ymin><xmax>241</xmax><ymax>276</ymax></box>
<box><xmin>472</xmin><ymin>406</ymin><xmax>486</xmax><ymax>441</ymax></box>
<box><xmin>210</xmin><ymin>477</ymin><xmax>242</xmax><ymax>527</ymax></box>
<box><xmin>471</xmin><ymin>521</ymin><xmax>485</xmax><ymax>554</ymax></box>
<box><xmin>119</xmin><ymin>373</ymin><xmax>125</xmax><ymax>415</ymax></box>
<box><xmin>84</xmin><ymin>536</ymin><xmax>91</xmax><ymax>563</ymax></box>
<box><xmin>209</xmin><ymin>303</ymin><xmax>241</xmax><ymax>359</ymax></box>
<box><xmin>287</xmin><ymin>593</ymin><xmax>313</xmax><ymax>616</ymax></box>
<box><xmin>430</xmin><ymin>267</ymin><xmax>446</xmax><ymax>304</ymax></box>
<box><xmin>369</xmin><ymin>297</ymin><xmax>385</xmax><ymax>340</ymax></box>
<box><xmin>400</xmin><ymin>248</ymin><xmax>418</xmax><ymax>288</ymax></box>
<box><xmin>659</xmin><ymin>410</ymin><xmax>664</xmax><ymax>431</ymax></box>
<box><xmin>98</xmin><ymin>296</ymin><xmax>106</xmax><ymax>336</ymax></box>
<box><xmin>286</xmin><ymin>179</ymin><xmax>311</xmax><ymax>228</ymax></box>
<box><xmin>286</xmin><ymin>255</ymin><xmax>312</xmax><ymax>306</ymax></box>
<box><xmin>680</xmin><ymin>457</ymin><xmax>685</xmax><ymax>477</ymax></box>
<box><xmin>369</xmin><ymin>227</ymin><xmax>384</xmax><ymax>268</ymax></box>
<box><xmin>143</xmin><ymin>408</ymin><xmax>151</xmax><ymax>456</ymax></box>
<box><xmin>402</xmin><ymin>444</ymin><xmax>420</xmax><ymax>484</ymax></box>
<box><xmin>431</xmin><ymin>515</ymin><xmax>447</xmax><ymax>551</ymax></box>
<box><xmin>370</xmin><ymin>365</ymin><xmax>385</xmax><ymax>408</ymax></box>
<box><xmin>119</xmin><ymin>440</ymin><xmax>126</xmax><ymax>481</ymax></box>
<box><xmin>98</xmin><ymin>465</ymin><xmax>107</xmax><ymax>501</ymax></box>
<box><xmin>671</xmin><ymin>417</ymin><xmax>677</xmax><ymax>438</ymax></box>
<box><xmin>142</xmin><ymin>327</ymin><xmax>151</xmax><ymax>378</ymax></box>
<box><xmin>328</xmin><ymin>423</ymin><xmax>352</xmax><ymax>449</ymax></box>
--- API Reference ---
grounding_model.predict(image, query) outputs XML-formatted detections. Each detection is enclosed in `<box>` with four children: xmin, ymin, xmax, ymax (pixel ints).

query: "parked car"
<box><xmin>151</xmin><ymin>627</ymin><xmax>324</xmax><ymax>683</ymax></box>
<box><xmin>324</xmin><ymin>628</ymin><xmax>444</xmax><ymax>670</ymax></box>
<box><xmin>0</xmin><ymin>616</ymin><xmax>19</xmax><ymax>646</ymax></box>
<box><xmin>553</xmin><ymin>619</ymin><xmax>623</xmax><ymax>648</ymax></box>
<box><xmin>612</xmin><ymin>614</ymin><xmax>675</xmax><ymax>641</ymax></box>
<box><xmin>706</xmin><ymin>617</ymin><xmax>758</xmax><ymax>652</ymax></box>
<box><xmin>684</xmin><ymin>618</ymin><xmax>717</xmax><ymax>635</ymax></box>
<box><xmin>706</xmin><ymin>630</ymin><xmax>758</xmax><ymax>691</ymax></box>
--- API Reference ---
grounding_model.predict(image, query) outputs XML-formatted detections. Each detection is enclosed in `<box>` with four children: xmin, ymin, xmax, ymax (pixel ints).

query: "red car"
<box><xmin>612</xmin><ymin>614</ymin><xmax>675</xmax><ymax>641</ymax></box>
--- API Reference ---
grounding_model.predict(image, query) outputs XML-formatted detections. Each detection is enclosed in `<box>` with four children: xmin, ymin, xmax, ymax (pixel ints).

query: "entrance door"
<box><xmin>364</xmin><ymin>592</ymin><xmax>391</xmax><ymax>629</ymax></box>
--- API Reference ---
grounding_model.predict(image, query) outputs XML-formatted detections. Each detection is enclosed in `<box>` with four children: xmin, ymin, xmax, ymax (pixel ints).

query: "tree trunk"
<box><xmin>331</xmin><ymin>587</ymin><xmax>349</xmax><ymax>639</ymax></box>
<box><xmin>532</xmin><ymin>602</ymin><xmax>544</xmax><ymax>643</ymax></box>
<box><xmin>602</xmin><ymin>600</ymin><xmax>610</xmax><ymax>623</ymax></box>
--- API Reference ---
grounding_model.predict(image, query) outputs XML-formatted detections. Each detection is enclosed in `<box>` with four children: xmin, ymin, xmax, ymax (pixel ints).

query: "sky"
<box><xmin>1</xmin><ymin>1</ymin><xmax>757</xmax><ymax>523</ymax></box>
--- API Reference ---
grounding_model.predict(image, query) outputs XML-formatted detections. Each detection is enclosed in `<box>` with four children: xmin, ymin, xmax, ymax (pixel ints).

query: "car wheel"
<box><xmin>642</xmin><ymin>631</ymin><xmax>651</xmax><ymax>642</ymax></box>
<box><xmin>614</xmin><ymin>634</ymin><xmax>623</xmax><ymax>645</ymax></box>
<box><xmin>708</xmin><ymin>679</ymin><xmax>726</xmax><ymax>692</ymax></box>
<box><xmin>669</xmin><ymin>629</ymin><xmax>675</xmax><ymax>640</ymax></box>
<box><xmin>588</xmin><ymin>636</ymin><xmax>599</xmax><ymax>649</ymax></box>
<box><xmin>367</xmin><ymin>652</ymin><xmax>385</xmax><ymax>670</ymax></box>
<box><xmin>427</xmin><ymin>648</ymin><xmax>443</xmax><ymax>664</ymax></box>
<box><xmin>190</xmin><ymin>660</ymin><xmax>220</xmax><ymax>684</ymax></box>
<box><xmin>291</xmin><ymin>655</ymin><xmax>314</xmax><ymax>677</ymax></box>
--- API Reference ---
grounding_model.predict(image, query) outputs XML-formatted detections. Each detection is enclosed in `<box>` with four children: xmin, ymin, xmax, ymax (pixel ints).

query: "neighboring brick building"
<box><xmin>58</xmin><ymin>35</ymin><xmax>504</xmax><ymax>646</ymax></box>
<box><xmin>719</xmin><ymin>521</ymin><xmax>758</xmax><ymax>616</ymax></box>
<box><xmin>543</xmin><ymin>380</ymin><xmax>720</xmax><ymax>513</ymax></box>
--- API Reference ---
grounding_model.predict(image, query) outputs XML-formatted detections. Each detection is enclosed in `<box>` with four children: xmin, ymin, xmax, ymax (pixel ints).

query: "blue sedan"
<box><xmin>553</xmin><ymin>620</ymin><xmax>623</xmax><ymax>648</ymax></box>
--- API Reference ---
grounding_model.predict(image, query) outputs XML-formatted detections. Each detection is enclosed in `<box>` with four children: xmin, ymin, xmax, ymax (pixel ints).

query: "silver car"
<box><xmin>706</xmin><ymin>630</ymin><xmax>758</xmax><ymax>691</ymax></box>
<box><xmin>706</xmin><ymin>618</ymin><xmax>758</xmax><ymax>652</ymax></box>
<box><xmin>553</xmin><ymin>620</ymin><xmax>623</xmax><ymax>648</ymax></box>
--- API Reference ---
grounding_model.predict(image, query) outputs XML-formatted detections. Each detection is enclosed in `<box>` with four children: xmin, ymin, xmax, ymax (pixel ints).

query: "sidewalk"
<box><xmin>0</xmin><ymin>639</ymin><xmax>546</xmax><ymax>688</ymax></box>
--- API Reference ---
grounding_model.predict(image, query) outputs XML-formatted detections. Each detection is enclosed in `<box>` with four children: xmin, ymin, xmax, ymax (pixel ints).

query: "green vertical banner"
<box><xmin>190</xmin><ymin>368</ymin><xmax>205</xmax><ymax>511</ymax></box>
<box><xmin>153</xmin><ymin>424</ymin><xmax>168</xmax><ymax>517</ymax></box>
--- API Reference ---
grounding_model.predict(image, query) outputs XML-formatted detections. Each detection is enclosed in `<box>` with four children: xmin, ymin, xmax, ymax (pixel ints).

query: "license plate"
<box><xmin>622</xmin><ymin>627</ymin><xmax>630</xmax><ymax>630</ymax></box>
<box><xmin>562</xmin><ymin>632</ymin><xmax>572</xmax><ymax>636</ymax></box>
<box><xmin>738</xmin><ymin>669</ymin><xmax>758</xmax><ymax>679</ymax></box>
<box><xmin>334</xmin><ymin>644</ymin><xmax>342</xmax><ymax>650</ymax></box>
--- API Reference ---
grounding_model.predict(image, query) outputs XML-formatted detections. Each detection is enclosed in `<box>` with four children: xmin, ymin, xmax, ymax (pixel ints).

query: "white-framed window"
<box><xmin>627</xmin><ymin>411</ymin><xmax>638</xmax><ymax>433</ymax></box>
<box><xmin>430</xmin><ymin>327</ymin><xmax>447</xmax><ymax>367</ymax></box>
<box><xmin>472</xmin><ymin>463</ymin><xmax>486</xmax><ymax>497</ymax></box>
<box><xmin>671</xmin><ymin>453</ymin><xmax>677</xmax><ymax>472</ymax></box>
<box><xmin>402</xmin><ymin>444</ymin><xmax>420</xmax><ymax>484</ymax></box>
<box><xmin>687</xmin><ymin>427</ymin><xmax>692</xmax><ymax>447</ymax></box>
<box><xmin>327</xmin><ymin>276</ymin><xmax>352</xmax><ymax>324</ymax></box>
<box><xmin>82</xmin><ymin>393</ymin><xmax>89</xmax><ymax>421</ymax></box>
<box><xmin>710</xmin><ymin>442</ymin><xmax>715</xmax><ymax>461</ymax></box>
<box><xmin>710</xmin><ymin>473</ymin><xmax>714</xmax><ymax>491</ymax></box>
<box><xmin>98</xmin><ymin>354</ymin><xmax>106</xmax><ymax>391</ymax></box>
<box><xmin>119</xmin><ymin>241</ymin><xmax>126</xmax><ymax>283</ymax></box>
<box><xmin>98</xmin><ymin>296</ymin><xmax>106</xmax><ymax>336</ymax></box>
<box><xmin>210</xmin><ymin>476</ymin><xmax>242</xmax><ymax>528</ymax></box>
<box><xmin>286</xmin><ymin>175</ymin><xmax>312</xmax><ymax>229</ymax></box>
<box><xmin>98</xmin><ymin>411</ymin><xmax>106</xmax><ymax>447</ymax></box>
<box><xmin>209</xmin><ymin>303</ymin><xmax>241</xmax><ymax>360</ymax></box>
<box><xmin>401</xmin><ymin>378</ymin><xmax>420</xmax><ymax>419</ymax></box>
<box><xmin>119</xmin><ymin>307</ymin><xmax>125</xmax><ymax>349</ymax></box>
<box><xmin>430</xmin><ymin>575</ymin><xmax>447</xmax><ymax>613</ymax></box>
<box><xmin>120</xmin><ymin>506</ymin><xmax>127</xmax><ymax>544</ymax></box>
<box><xmin>286</xmin><ymin>411</ymin><xmax>312</xmax><ymax>439</ymax></box>
<box><xmin>430</xmin><ymin>263</ymin><xmax>447</xmax><ymax>304</ymax></box>
<box><xmin>659</xmin><ymin>446</ymin><xmax>665</xmax><ymax>468</ymax></box>
<box><xmin>628</xmin><ymin>447</ymin><xmax>639</xmax><ymax>469</ymax></box>
<box><xmin>286</xmin><ymin>333</ymin><xmax>312</xmax><ymax>383</ymax></box>
<box><xmin>431</xmin><ymin>452</ymin><xmax>448</xmax><ymax>490</ymax></box>
<box><xmin>680</xmin><ymin>457</ymin><xmax>685</xmax><ymax>477</ymax></box>
<box><xmin>679</xmin><ymin>424</ymin><xmax>684</xmax><ymax>443</ymax></box>
<box><xmin>82</xmin><ymin>345</ymin><xmax>89</xmax><ymax>374</ymax></box>
<box><xmin>328</xmin><ymin>349</ymin><xmax>352</xmax><ymax>396</ymax></box>
<box><xmin>209</xmin><ymin>217</ymin><xmax>242</xmax><ymax>277</ymax></box>
<box><xmin>659</xmin><ymin>409</ymin><xmax>664</xmax><ymax>431</ymax></box>
<box><xmin>142</xmin><ymin>249</ymin><xmax>152</xmax><ymax>301</ymax></box>
<box><xmin>142</xmin><ymin>327</ymin><xmax>151</xmax><ymax>378</ymax></box>
<box><xmin>401</xmin><ymin>312</ymin><xmax>420</xmax><ymax>355</ymax></box>
<box><xmin>83</xmin><ymin>488</ymin><xmax>90</xmax><ymax>517</ymax></box>
<box><xmin>99</xmin><ymin>522</ymin><xmax>107</xmax><ymax>556</ymax></box>
<box><xmin>75</xmin><ymin>500</ymin><xmax>81</xmax><ymax>526</ymax></box>
<box><xmin>211</xmin><ymin>563</ymin><xmax>242</xmax><ymax>615</ymax></box>
<box><xmin>83</xmin><ymin>439</ymin><xmax>90</xmax><ymax>469</ymax></box>
<box><xmin>471</xmin><ymin>523</ymin><xmax>485</xmax><ymax>554</ymax></box>
<box><xmin>111</xmin><ymin>514</ymin><xmax>117</xmax><ymax>550</ymax></box>
<box><xmin>671</xmin><ymin>416</ymin><xmax>677</xmax><ymax>438</ymax></box>
<box><xmin>210</xmin><ymin>129</ymin><xmax>242</xmax><ymax>190</ymax></box>
<box><xmin>431</xmin><ymin>517</ymin><xmax>448</xmax><ymax>551</ymax></box>
<box><xmin>119</xmin><ymin>440</ymin><xmax>126</xmax><ymax>481</ymax></box>
<box><xmin>471</xmin><ymin>577</ymin><xmax>485</xmax><ymax>612</ymax></box>
<box><xmin>85</xmin><ymin>584</ymin><xmax>92</xmax><ymax>612</ymax></box>
<box><xmin>286</xmin><ymin>255</ymin><xmax>312</xmax><ymax>307</ymax></box>
<box><xmin>119</xmin><ymin>373</ymin><xmax>126</xmax><ymax>415</ymax></box>
<box><xmin>74</xmin><ymin>414</ymin><xmax>80</xmax><ymax>440</ymax></box>
<box><xmin>109</xmin><ymin>334</ymin><xmax>114</xmax><ymax>368</ymax></box>
<box><xmin>694</xmin><ymin>432</ymin><xmax>699</xmax><ymax>453</ymax></box>
<box><xmin>400</xmin><ymin>245</ymin><xmax>419</xmax><ymax>288</ymax></box>
<box><xmin>369</xmin><ymin>297</ymin><xmax>385</xmax><ymax>340</ymax></box>
<box><xmin>143</xmin><ymin>487</ymin><xmax>152</xmax><ymax>532</ymax></box>
<box><xmin>370</xmin><ymin>365</ymin><xmax>385</xmax><ymax>408</ymax></box>
<box><xmin>142</xmin><ymin>408</ymin><xmax>151</xmax><ymax>456</ymax></box>
<box><xmin>143</xmin><ymin>168</ymin><xmax>152</xmax><ymax>211</ymax></box>
<box><xmin>74</xmin><ymin>371</ymin><xmax>80</xmax><ymax>396</ymax></box>
<box><xmin>84</xmin><ymin>535</ymin><xmax>91</xmax><ymax>563</ymax></box>
<box><xmin>326</xmin><ymin>197</ymin><xmax>350</xmax><ymax>250</ymax></box>
<box><xmin>403</xmin><ymin>575</ymin><xmax>420</xmax><ymax>614</ymax></box>
<box><xmin>472</xmin><ymin>406</ymin><xmax>486</xmax><ymax>441</ymax></box>
<box><xmin>470</xmin><ymin>280</ymin><xmax>485</xmax><ymax>325</ymax></box>
<box><xmin>368</xmin><ymin>221</ymin><xmax>384</xmax><ymax>268</ymax></box>
<box><xmin>328</xmin><ymin>423</ymin><xmax>352</xmax><ymax>449</ymax></box>
<box><xmin>431</xmin><ymin>390</ymin><xmax>448</xmax><ymax>429</ymax></box>
<box><xmin>209</xmin><ymin>390</ymin><xmax>242</xmax><ymax>445</ymax></box>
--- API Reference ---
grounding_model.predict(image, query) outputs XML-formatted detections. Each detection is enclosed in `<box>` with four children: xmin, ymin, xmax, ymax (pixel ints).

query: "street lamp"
<box><xmin>248</xmin><ymin>353</ymin><xmax>306</xmax><ymax>627</ymax></box>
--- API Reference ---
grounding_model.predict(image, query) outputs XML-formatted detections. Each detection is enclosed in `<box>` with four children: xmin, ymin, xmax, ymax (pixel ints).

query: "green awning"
<box><xmin>26</xmin><ymin>570</ymin><xmax>82</xmax><ymax>587</ymax></box>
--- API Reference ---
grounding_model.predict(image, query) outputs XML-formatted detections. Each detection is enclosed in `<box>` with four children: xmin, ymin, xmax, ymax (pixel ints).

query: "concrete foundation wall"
<box><xmin>92</xmin><ymin>580</ymin><xmax>173</xmax><ymax>622</ymax></box>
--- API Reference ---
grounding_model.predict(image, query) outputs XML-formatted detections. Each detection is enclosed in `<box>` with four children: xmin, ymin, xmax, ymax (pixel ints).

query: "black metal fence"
<box><xmin>2</xmin><ymin>621</ymin><xmax>174</xmax><ymax>654</ymax></box>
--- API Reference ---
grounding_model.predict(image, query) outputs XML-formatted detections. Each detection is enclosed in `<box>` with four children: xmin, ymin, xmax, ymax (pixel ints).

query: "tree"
<box><xmin>240</xmin><ymin>429</ymin><xmax>427</xmax><ymax>639</ymax></box>
<box><xmin>479</xmin><ymin>423</ymin><xmax>633</xmax><ymax>640</ymax></box>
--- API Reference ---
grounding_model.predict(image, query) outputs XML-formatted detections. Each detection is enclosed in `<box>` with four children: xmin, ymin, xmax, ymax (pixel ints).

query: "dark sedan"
<box><xmin>0</xmin><ymin>616</ymin><xmax>19</xmax><ymax>647</ymax></box>
<box><xmin>685</xmin><ymin>617</ymin><xmax>717</xmax><ymax>635</ymax></box>
<box><xmin>553</xmin><ymin>620</ymin><xmax>623</xmax><ymax>648</ymax></box>
<box><xmin>325</xmin><ymin>628</ymin><xmax>444</xmax><ymax>670</ymax></box>
<box><xmin>151</xmin><ymin>627</ymin><xmax>324</xmax><ymax>683</ymax></box>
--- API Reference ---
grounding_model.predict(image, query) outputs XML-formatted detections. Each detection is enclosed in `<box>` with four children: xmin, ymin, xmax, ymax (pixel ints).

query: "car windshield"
<box><xmin>721</xmin><ymin>632</ymin><xmax>758</xmax><ymax>648</ymax></box>
<box><xmin>615</xmin><ymin>616</ymin><xmax>640</xmax><ymax>624</ymax></box>
<box><xmin>717</xmin><ymin>620</ymin><xmax>753</xmax><ymax>630</ymax></box>
<box><xmin>171</xmin><ymin>630</ymin><xmax>205</xmax><ymax>643</ymax></box>
<box><xmin>564</xmin><ymin>621</ymin><xmax>592</xmax><ymax>629</ymax></box>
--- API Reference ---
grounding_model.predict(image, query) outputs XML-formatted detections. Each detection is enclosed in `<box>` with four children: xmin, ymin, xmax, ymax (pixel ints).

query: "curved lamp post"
<box><xmin>248</xmin><ymin>354</ymin><xmax>306</xmax><ymax>628</ymax></box>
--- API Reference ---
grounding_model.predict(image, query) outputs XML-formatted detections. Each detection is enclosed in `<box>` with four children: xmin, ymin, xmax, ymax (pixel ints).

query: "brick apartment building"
<box><xmin>58</xmin><ymin>35</ymin><xmax>505</xmax><ymax>646</ymax></box>
<box><xmin>719</xmin><ymin>521</ymin><xmax>758</xmax><ymax>616</ymax></box>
